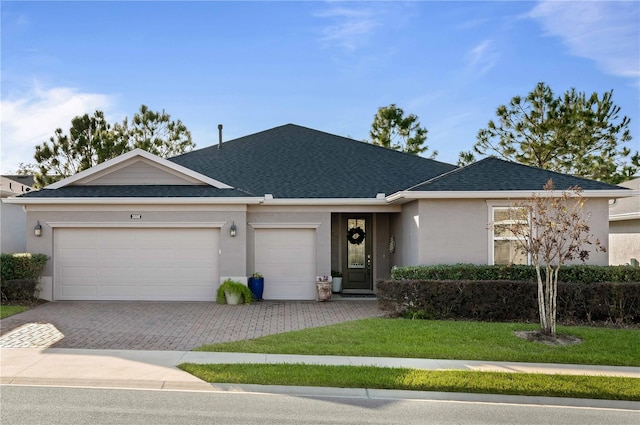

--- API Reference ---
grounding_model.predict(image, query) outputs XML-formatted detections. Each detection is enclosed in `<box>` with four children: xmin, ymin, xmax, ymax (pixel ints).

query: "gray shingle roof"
<box><xmin>19</xmin><ymin>185</ymin><xmax>252</xmax><ymax>198</ymax></box>
<box><xmin>169</xmin><ymin>124</ymin><xmax>458</xmax><ymax>198</ymax></box>
<box><xmin>410</xmin><ymin>157</ymin><xmax>626</xmax><ymax>192</ymax></box>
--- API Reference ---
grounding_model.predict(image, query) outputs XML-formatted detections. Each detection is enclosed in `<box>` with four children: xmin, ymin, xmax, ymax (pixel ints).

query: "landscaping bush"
<box><xmin>391</xmin><ymin>264</ymin><xmax>640</xmax><ymax>283</ymax></box>
<box><xmin>1</xmin><ymin>253</ymin><xmax>48</xmax><ymax>304</ymax></box>
<box><xmin>1</xmin><ymin>279</ymin><xmax>40</xmax><ymax>304</ymax></box>
<box><xmin>377</xmin><ymin>280</ymin><xmax>640</xmax><ymax>326</ymax></box>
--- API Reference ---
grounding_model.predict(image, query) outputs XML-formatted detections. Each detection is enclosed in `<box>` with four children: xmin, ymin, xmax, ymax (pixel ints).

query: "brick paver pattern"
<box><xmin>0</xmin><ymin>301</ymin><xmax>383</xmax><ymax>351</ymax></box>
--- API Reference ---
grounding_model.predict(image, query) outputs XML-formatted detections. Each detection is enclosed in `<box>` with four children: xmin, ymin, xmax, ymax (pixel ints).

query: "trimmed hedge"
<box><xmin>1</xmin><ymin>253</ymin><xmax>48</xmax><ymax>303</ymax></box>
<box><xmin>391</xmin><ymin>264</ymin><xmax>640</xmax><ymax>283</ymax></box>
<box><xmin>377</xmin><ymin>280</ymin><xmax>640</xmax><ymax>326</ymax></box>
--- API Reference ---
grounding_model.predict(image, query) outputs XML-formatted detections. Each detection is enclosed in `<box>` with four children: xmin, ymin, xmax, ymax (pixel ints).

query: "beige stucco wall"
<box><xmin>609</xmin><ymin>219</ymin><xmax>640</xmax><ymax>265</ymax></box>
<box><xmin>394</xmin><ymin>197</ymin><xmax>611</xmax><ymax>267</ymax></box>
<box><xmin>1</xmin><ymin>202</ymin><xmax>27</xmax><ymax>253</ymax></box>
<box><xmin>419</xmin><ymin>199</ymin><xmax>488</xmax><ymax>265</ymax></box>
<box><xmin>398</xmin><ymin>201</ymin><xmax>420</xmax><ymax>266</ymax></box>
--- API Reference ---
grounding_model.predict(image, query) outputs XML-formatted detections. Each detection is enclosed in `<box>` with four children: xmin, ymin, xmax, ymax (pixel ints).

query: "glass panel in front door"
<box><xmin>348</xmin><ymin>218</ymin><xmax>366</xmax><ymax>269</ymax></box>
<box><xmin>345</xmin><ymin>218</ymin><xmax>371</xmax><ymax>290</ymax></box>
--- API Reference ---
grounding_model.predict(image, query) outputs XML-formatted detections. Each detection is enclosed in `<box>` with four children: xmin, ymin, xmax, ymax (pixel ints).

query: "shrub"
<box><xmin>390</xmin><ymin>264</ymin><xmax>640</xmax><ymax>283</ymax></box>
<box><xmin>377</xmin><ymin>280</ymin><xmax>640</xmax><ymax>326</ymax></box>
<box><xmin>1</xmin><ymin>253</ymin><xmax>48</xmax><ymax>304</ymax></box>
<box><xmin>1</xmin><ymin>279</ymin><xmax>40</xmax><ymax>304</ymax></box>
<box><xmin>1</xmin><ymin>253</ymin><xmax>48</xmax><ymax>282</ymax></box>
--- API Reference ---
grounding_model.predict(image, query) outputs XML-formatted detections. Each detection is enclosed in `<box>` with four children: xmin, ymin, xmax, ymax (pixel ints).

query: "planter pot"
<box><xmin>332</xmin><ymin>277</ymin><xmax>342</xmax><ymax>293</ymax></box>
<box><xmin>224</xmin><ymin>291</ymin><xmax>241</xmax><ymax>305</ymax></box>
<box><xmin>248</xmin><ymin>277</ymin><xmax>264</xmax><ymax>300</ymax></box>
<box><xmin>316</xmin><ymin>282</ymin><xmax>332</xmax><ymax>302</ymax></box>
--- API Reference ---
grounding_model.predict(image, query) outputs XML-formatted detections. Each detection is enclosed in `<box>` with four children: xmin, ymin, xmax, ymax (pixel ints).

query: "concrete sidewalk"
<box><xmin>2</xmin><ymin>347</ymin><xmax>638</xmax><ymax>391</ymax></box>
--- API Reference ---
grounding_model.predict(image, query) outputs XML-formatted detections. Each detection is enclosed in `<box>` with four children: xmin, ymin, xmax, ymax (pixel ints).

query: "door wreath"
<box><xmin>347</xmin><ymin>227</ymin><xmax>366</xmax><ymax>245</ymax></box>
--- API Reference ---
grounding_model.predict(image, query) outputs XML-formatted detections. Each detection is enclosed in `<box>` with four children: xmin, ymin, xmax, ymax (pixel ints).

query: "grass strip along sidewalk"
<box><xmin>184</xmin><ymin>318</ymin><xmax>640</xmax><ymax>401</ymax></box>
<box><xmin>179</xmin><ymin>363</ymin><xmax>640</xmax><ymax>401</ymax></box>
<box><xmin>194</xmin><ymin>318</ymin><xmax>640</xmax><ymax>367</ymax></box>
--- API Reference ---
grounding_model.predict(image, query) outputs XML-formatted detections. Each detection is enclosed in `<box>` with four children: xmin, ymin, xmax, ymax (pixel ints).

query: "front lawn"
<box><xmin>195</xmin><ymin>318</ymin><xmax>640</xmax><ymax>366</ymax></box>
<box><xmin>0</xmin><ymin>305</ymin><xmax>29</xmax><ymax>319</ymax></box>
<box><xmin>178</xmin><ymin>363</ymin><xmax>640</xmax><ymax>401</ymax></box>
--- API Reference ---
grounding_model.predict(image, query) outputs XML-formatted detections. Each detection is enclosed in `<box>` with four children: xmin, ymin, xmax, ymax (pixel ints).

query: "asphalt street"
<box><xmin>2</xmin><ymin>385</ymin><xmax>638</xmax><ymax>425</ymax></box>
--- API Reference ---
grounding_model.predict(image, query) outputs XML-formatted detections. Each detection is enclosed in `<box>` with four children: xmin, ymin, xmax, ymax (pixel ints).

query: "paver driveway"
<box><xmin>0</xmin><ymin>300</ymin><xmax>383</xmax><ymax>351</ymax></box>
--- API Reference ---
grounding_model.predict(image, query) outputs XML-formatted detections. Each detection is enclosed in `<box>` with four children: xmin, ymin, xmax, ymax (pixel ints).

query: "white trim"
<box><xmin>249</xmin><ymin>222</ymin><xmax>321</xmax><ymax>229</ymax></box>
<box><xmin>46</xmin><ymin>149</ymin><xmax>233</xmax><ymax>189</ymax></box>
<box><xmin>260</xmin><ymin>198</ymin><xmax>389</xmax><ymax>206</ymax></box>
<box><xmin>387</xmin><ymin>189</ymin><xmax>633</xmax><ymax>202</ymax></box>
<box><xmin>610</xmin><ymin>212</ymin><xmax>640</xmax><ymax>222</ymax></box>
<box><xmin>4</xmin><ymin>197</ymin><xmax>262</xmax><ymax>205</ymax></box>
<box><xmin>47</xmin><ymin>221</ymin><xmax>227</xmax><ymax>228</ymax></box>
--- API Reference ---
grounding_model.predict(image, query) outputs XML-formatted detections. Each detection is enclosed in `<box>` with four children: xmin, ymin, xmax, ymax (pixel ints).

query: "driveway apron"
<box><xmin>0</xmin><ymin>301</ymin><xmax>383</xmax><ymax>351</ymax></box>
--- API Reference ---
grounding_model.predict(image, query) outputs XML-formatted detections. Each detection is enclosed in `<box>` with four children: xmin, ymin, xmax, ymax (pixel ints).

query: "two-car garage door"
<box><xmin>54</xmin><ymin>228</ymin><xmax>219</xmax><ymax>301</ymax></box>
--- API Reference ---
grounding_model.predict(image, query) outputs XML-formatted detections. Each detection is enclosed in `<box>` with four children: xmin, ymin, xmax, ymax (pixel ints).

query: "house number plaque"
<box><xmin>130</xmin><ymin>214</ymin><xmax>142</xmax><ymax>219</ymax></box>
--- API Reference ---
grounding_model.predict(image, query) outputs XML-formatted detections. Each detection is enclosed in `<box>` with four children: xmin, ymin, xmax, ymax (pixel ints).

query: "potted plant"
<box><xmin>247</xmin><ymin>272</ymin><xmax>264</xmax><ymax>301</ymax></box>
<box><xmin>331</xmin><ymin>270</ymin><xmax>343</xmax><ymax>293</ymax></box>
<box><xmin>216</xmin><ymin>279</ymin><xmax>253</xmax><ymax>305</ymax></box>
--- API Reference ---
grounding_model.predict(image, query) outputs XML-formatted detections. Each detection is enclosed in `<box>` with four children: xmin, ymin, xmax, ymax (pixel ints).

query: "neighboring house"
<box><xmin>1</xmin><ymin>175</ymin><xmax>34</xmax><ymax>253</ymax></box>
<box><xmin>4</xmin><ymin>124</ymin><xmax>632</xmax><ymax>301</ymax></box>
<box><xmin>609</xmin><ymin>177</ymin><xmax>640</xmax><ymax>266</ymax></box>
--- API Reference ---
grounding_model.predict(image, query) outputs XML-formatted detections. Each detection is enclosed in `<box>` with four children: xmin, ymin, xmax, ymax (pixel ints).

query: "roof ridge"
<box><xmin>403</xmin><ymin>157</ymin><xmax>485</xmax><ymax>190</ymax></box>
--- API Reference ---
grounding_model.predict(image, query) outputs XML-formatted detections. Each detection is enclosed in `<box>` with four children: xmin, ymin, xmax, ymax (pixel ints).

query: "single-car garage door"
<box><xmin>255</xmin><ymin>228</ymin><xmax>316</xmax><ymax>300</ymax></box>
<box><xmin>54</xmin><ymin>228</ymin><xmax>219</xmax><ymax>301</ymax></box>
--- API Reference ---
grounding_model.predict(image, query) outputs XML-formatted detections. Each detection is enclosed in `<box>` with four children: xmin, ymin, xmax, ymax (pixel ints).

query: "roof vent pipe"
<box><xmin>218</xmin><ymin>124</ymin><xmax>223</xmax><ymax>149</ymax></box>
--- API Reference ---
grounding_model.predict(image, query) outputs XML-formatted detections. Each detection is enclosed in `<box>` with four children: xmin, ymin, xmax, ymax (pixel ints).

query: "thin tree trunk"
<box><xmin>551</xmin><ymin>266</ymin><xmax>559</xmax><ymax>336</ymax></box>
<box><xmin>535</xmin><ymin>265</ymin><xmax>547</xmax><ymax>331</ymax></box>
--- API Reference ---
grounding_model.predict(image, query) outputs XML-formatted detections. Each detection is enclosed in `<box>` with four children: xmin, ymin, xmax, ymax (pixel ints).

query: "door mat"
<box><xmin>337</xmin><ymin>293</ymin><xmax>377</xmax><ymax>298</ymax></box>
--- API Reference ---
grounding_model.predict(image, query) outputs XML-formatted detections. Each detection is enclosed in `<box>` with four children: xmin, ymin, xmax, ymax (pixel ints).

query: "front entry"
<box><xmin>341</xmin><ymin>215</ymin><xmax>373</xmax><ymax>291</ymax></box>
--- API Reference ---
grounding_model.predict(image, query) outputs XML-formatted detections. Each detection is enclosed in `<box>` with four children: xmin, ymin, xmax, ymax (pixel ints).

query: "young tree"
<box><xmin>369</xmin><ymin>104</ymin><xmax>436</xmax><ymax>157</ymax></box>
<box><xmin>496</xmin><ymin>179</ymin><xmax>605</xmax><ymax>336</ymax></box>
<box><xmin>469</xmin><ymin>82</ymin><xmax>637</xmax><ymax>183</ymax></box>
<box><xmin>32</xmin><ymin>106</ymin><xmax>194</xmax><ymax>187</ymax></box>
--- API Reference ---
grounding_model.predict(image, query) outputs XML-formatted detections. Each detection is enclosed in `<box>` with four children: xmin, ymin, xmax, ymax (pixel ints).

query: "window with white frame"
<box><xmin>492</xmin><ymin>207</ymin><xmax>529</xmax><ymax>265</ymax></box>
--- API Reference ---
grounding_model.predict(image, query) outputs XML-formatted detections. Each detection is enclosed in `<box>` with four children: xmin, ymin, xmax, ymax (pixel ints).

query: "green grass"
<box><xmin>0</xmin><ymin>305</ymin><xmax>29</xmax><ymax>319</ymax></box>
<box><xmin>195</xmin><ymin>318</ymin><xmax>640</xmax><ymax>366</ymax></box>
<box><xmin>178</xmin><ymin>363</ymin><xmax>640</xmax><ymax>401</ymax></box>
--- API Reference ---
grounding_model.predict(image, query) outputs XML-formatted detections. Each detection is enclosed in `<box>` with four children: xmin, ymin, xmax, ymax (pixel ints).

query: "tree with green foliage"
<box><xmin>33</xmin><ymin>105</ymin><xmax>194</xmax><ymax>187</ymax></box>
<box><xmin>113</xmin><ymin>105</ymin><xmax>193</xmax><ymax>158</ymax></box>
<box><xmin>369</xmin><ymin>104</ymin><xmax>435</xmax><ymax>157</ymax></box>
<box><xmin>459</xmin><ymin>83</ymin><xmax>637</xmax><ymax>183</ymax></box>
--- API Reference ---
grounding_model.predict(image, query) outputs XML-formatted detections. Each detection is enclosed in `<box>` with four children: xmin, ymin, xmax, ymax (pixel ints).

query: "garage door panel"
<box><xmin>255</xmin><ymin>228</ymin><xmax>316</xmax><ymax>300</ymax></box>
<box><xmin>61</xmin><ymin>284</ymin><xmax>98</xmax><ymax>298</ymax></box>
<box><xmin>59</xmin><ymin>248</ymin><xmax>98</xmax><ymax>261</ymax></box>
<box><xmin>55</xmin><ymin>228</ymin><xmax>219</xmax><ymax>301</ymax></box>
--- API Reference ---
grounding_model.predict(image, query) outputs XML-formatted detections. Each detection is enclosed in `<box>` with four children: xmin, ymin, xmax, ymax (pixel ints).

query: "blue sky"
<box><xmin>2</xmin><ymin>1</ymin><xmax>639</xmax><ymax>174</ymax></box>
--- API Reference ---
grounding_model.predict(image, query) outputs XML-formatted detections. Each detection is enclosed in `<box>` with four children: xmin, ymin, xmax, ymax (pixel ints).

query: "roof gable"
<box><xmin>409</xmin><ymin>157</ymin><xmax>626</xmax><ymax>192</ymax></box>
<box><xmin>170</xmin><ymin>124</ymin><xmax>458</xmax><ymax>198</ymax></box>
<box><xmin>47</xmin><ymin>149</ymin><xmax>233</xmax><ymax>190</ymax></box>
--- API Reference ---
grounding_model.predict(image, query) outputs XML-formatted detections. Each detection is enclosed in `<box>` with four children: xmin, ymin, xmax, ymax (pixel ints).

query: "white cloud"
<box><xmin>465</xmin><ymin>39</ymin><xmax>500</xmax><ymax>76</ymax></box>
<box><xmin>0</xmin><ymin>83</ymin><xmax>113</xmax><ymax>173</ymax></box>
<box><xmin>529</xmin><ymin>0</ymin><xmax>640</xmax><ymax>79</ymax></box>
<box><xmin>315</xmin><ymin>4</ymin><xmax>381</xmax><ymax>51</ymax></box>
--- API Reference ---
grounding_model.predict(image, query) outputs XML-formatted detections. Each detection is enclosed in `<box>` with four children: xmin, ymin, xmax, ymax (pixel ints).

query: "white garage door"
<box><xmin>54</xmin><ymin>228</ymin><xmax>219</xmax><ymax>301</ymax></box>
<box><xmin>255</xmin><ymin>228</ymin><xmax>316</xmax><ymax>300</ymax></box>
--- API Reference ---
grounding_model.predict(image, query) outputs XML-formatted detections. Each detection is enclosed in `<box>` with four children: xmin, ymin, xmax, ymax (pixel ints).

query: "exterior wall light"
<box><xmin>230</xmin><ymin>221</ymin><xmax>237</xmax><ymax>237</ymax></box>
<box><xmin>34</xmin><ymin>221</ymin><xmax>42</xmax><ymax>237</ymax></box>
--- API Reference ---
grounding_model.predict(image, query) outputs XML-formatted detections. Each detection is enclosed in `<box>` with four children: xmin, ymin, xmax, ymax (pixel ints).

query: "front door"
<box><xmin>342</xmin><ymin>215</ymin><xmax>373</xmax><ymax>290</ymax></box>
